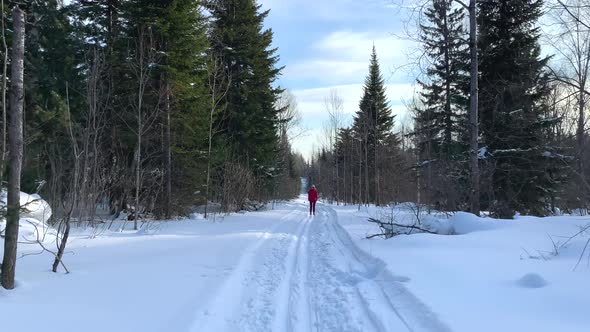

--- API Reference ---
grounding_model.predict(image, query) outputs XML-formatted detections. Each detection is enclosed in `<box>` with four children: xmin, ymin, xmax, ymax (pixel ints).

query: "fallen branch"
<box><xmin>367</xmin><ymin>217</ymin><xmax>437</xmax><ymax>239</ymax></box>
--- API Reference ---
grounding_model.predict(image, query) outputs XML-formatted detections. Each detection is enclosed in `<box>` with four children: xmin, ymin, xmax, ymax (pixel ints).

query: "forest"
<box><xmin>0</xmin><ymin>0</ymin><xmax>308</xmax><ymax>289</ymax></box>
<box><xmin>0</xmin><ymin>0</ymin><xmax>588</xmax><ymax>295</ymax></box>
<box><xmin>309</xmin><ymin>0</ymin><xmax>590</xmax><ymax>220</ymax></box>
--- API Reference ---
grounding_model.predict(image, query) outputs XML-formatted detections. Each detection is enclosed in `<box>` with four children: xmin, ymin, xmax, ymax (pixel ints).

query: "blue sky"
<box><xmin>259</xmin><ymin>0</ymin><xmax>417</xmax><ymax>159</ymax></box>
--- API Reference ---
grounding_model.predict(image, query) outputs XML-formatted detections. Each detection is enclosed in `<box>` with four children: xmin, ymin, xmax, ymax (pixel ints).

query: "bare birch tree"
<box><xmin>125</xmin><ymin>26</ymin><xmax>161</xmax><ymax>229</ymax></box>
<box><xmin>548</xmin><ymin>0</ymin><xmax>590</xmax><ymax>178</ymax></box>
<box><xmin>204</xmin><ymin>53</ymin><xmax>230</xmax><ymax>218</ymax></box>
<box><xmin>324</xmin><ymin>89</ymin><xmax>343</xmax><ymax>204</ymax></box>
<box><xmin>0</xmin><ymin>0</ymin><xmax>8</xmax><ymax>183</ymax></box>
<box><xmin>1</xmin><ymin>6</ymin><xmax>25</xmax><ymax>289</ymax></box>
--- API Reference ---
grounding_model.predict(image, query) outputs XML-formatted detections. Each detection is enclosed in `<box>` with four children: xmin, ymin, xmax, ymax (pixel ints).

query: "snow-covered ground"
<box><xmin>336</xmin><ymin>204</ymin><xmax>590</xmax><ymax>332</ymax></box>
<box><xmin>1</xmin><ymin>195</ymin><xmax>589</xmax><ymax>331</ymax></box>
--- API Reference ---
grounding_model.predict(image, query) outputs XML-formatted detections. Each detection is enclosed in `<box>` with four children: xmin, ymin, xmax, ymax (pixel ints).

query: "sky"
<box><xmin>258</xmin><ymin>0</ymin><xmax>417</xmax><ymax>160</ymax></box>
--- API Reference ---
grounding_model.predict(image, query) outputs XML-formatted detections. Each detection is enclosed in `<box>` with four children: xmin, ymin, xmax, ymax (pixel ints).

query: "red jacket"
<box><xmin>308</xmin><ymin>188</ymin><xmax>318</xmax><ymax>202</ymax></box>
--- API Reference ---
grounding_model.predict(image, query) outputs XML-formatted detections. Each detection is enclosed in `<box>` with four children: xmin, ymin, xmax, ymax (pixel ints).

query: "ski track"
<box><xmin>188</xmin><ymin>199</ymin><xmax>452</xmax><ymax>332</ymax></box>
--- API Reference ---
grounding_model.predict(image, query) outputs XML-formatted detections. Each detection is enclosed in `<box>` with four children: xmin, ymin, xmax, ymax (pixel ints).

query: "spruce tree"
<box><xmin>478</xmin><ymin>0</ymin><xmax>556</xmax><ymax>217</ymax></box>
<box><xmin>206</xmin><ymin>0</ymin><xmax>283</xmax><ymax>179</ymax></box>
<box><xmin>352</xmin><ymin>47</ymin><xmax>395</xmax><ymax>204</ymax></box>
<box><xmin>22</xmin><ymin>1</ymin><xmax>86</xmax><ymax>194</ymax></box>
<box><xmin>414</xmin><ymin>0</ymin><xmax>469</xmax><ymax>210</ymax></box>
<box><xmin>417</xmin><ymin>0</ymin><xmax>469</xmax><ymax>157</ymax></box>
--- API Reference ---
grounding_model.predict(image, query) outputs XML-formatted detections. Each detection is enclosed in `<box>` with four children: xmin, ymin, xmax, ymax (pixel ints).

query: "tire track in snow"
<box><xmin>185</xmin><ymin>199</ymin><xmax>451</xmax><ymax>332</ymax></box>
<box><xmin>281</xmin><ymin>212</ymin><xmax>313</xmax><ymax>332</ymax></box>
<box><xmin>189</xmin><ymin>203</ymin><xmax>307</xmax><ymax>332</ymax></box>
<box><xmin>305</xmin><ymin>206</ymin><xmax>381</xmax><ymax>332</ymax></box>
<box><xmin>319</xmin><ymin>205</ymin><xmax>453</xmax><ymax>332</ymax></box>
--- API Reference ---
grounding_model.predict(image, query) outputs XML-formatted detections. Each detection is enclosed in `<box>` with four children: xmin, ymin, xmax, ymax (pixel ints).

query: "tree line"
<box><xmin>308</xmin><ymin>0</ymin><xmax>590</xmax><ymax>219</ymax></box>
<box><xmin>5</xmin><ymin>0</ymin><xmax>302</xmax><ymax>218</ymax></box>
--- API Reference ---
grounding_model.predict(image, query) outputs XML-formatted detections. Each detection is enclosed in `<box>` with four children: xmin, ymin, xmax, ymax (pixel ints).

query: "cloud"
<box><xmin>261</xmin><ymin>0</ymin><xmax>398</xmax><ymax>22</ymax></box>
<box><xmin>286</xmin><ymin>30</ymin><xmax>415</xmax><ymax>86</ymax></box>
<box><xmin>284</xmin><ymin>60</ymin><xmax>368</xmax><ymax>84</ymax></box>
<box><xmin>257</xmin><ymin>0</ymin><xmax>418</xmax><ymax>159</ymax></box>
<box><xmin>293</xmin><ymin>83</ymin><xmax>417</xmax><ymax>116</ymax></box>
<box><xmin>313</xmin><ymin>31</ymin><xmax>410</xmax><ymax>62</ymax></box>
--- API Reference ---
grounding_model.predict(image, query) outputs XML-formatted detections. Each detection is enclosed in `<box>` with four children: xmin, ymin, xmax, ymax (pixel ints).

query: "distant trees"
<box><xmin>352</xmin><ymin>47</ymin><xmax>397</xmax><ymax>206</ymax></box>
<box><xmin>309</xmin><ymin>48</ymin><xmax>412</xmax><ymax>206</ymax></box>
<box><xmin>402</xmin><ymin>0</ymin><xmax>588</xmax><ymax>218</ymax></box>
<box><xmin>547</xmin><ymin>0</ymin><xmax>590</xmax><ymax>210</ymax></box>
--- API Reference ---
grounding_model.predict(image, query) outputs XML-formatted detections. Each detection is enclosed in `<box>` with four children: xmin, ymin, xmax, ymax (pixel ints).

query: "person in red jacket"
<box><xmin>308</xmin><ymin>184</ymin><xmax>318</xmax><ymax>216</ymax></box>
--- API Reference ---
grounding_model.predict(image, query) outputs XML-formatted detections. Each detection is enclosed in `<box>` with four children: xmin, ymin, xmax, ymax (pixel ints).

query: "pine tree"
<box><xmin>418</xmin><ymin>0</ymin><xmax>469</xmax><ymax>156</ymax></box>
<box><xmin>478</xmin><ymin>0</ymin><xmax>557</xmax><ymax>217</ymax></box>
<box><xmin>22</xmin><ymin>1</ymin><xmax>86</xmax><ymax>195</ymax></box>
<box><xmin>206</xmin><ymin>0</ymin><xmax>283</xmax><ymax>180</ymax></box>
<box><xmin>414</xmin><ymin>0</ymin><xmax>469</xmax><ymax>210</ymax></box>
<box><xmin>352</xmin><ymin>47</ymin><xmax>395</xmax><ymax>204</ymax></box>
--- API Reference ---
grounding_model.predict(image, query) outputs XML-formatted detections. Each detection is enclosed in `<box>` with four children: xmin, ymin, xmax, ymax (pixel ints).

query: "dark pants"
<box><xmin>309</xmin><ymin>200</ymin><xmax>316</xmax><ymax>215</ymax></box>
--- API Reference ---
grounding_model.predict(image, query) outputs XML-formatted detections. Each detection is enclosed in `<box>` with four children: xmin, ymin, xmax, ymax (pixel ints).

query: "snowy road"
<box><xmin>4</xmin><ymin>196</ymin><xmax>590</xmax><ymax>332</ymax></box>
<box><xmin>188</xmin><ymin>197</ymin><xmax>451</xmax><ymax>332</ymax></box>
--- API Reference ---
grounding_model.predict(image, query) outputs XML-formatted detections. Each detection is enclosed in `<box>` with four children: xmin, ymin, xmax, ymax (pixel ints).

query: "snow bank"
<box><xmin>369</xmin><ymin>206</ymin><xmax>502</xmax><ymax>237</ymax></box>
<box><xmin>0</xmin><ymin>191</ymin><xmax>55</xmax><ymax>244</ymax></box>
<box><xmin>449</xmin><ymin>211</ymin><xmax>504</xmax><ymax>234</ymax></box>
<box><xmin>335</xmin><ymin>204</ymin><xmax>590</xmax><ymax>332</ymax></box>
<box><xmin>0</xmin><ymin>191</ymin><xmax>52</xmax><ymax>223</ymax></box>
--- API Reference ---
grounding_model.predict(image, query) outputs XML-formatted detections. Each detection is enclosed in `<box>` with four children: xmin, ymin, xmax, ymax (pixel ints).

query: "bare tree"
<box><xmin>547</xmin><ymin>0</ymin><xmax>590</xmax><ymax>192</ymax></box>
<box><xmin>0</xmin><ymin>0</ymin><xmax>7</xmax><ymax>183</ymax></box>
<box><xmin>123</xmin><ymin>26</ymin><xmax>161</xmax><ymax>229</ymax></box>
<box><xmin>204</xmin><ymin>53</ymin><xmax>230</xmax><ymax>218</ymax></box>
<box><xmin>556</xmin><ymin>0</ymin><xmax>590</xmax><ymax>31</ymax></box>
<box><xmin>76</xmin><ymin>47</ymin><xmax>110</xmax><ymax>227</ymax></box>
<box><xmin>276</xmin><ymin>89</ymin><xmax>303</xmax><ymax>139</ymax></box>
<box><xmin>454</xmin><ymin>0</ymin><xmax>480</xmax><ymax>215</ymax></box>
<box><xmin>53</xmin><ymin>83</ymin><xmax>77</xmax><ymax>273</ymax></box>
<box><xmin>324</xmin><ymin>89</ymin><xmax>343</xmax><ymax>203</ymax></box>
<box><xmin>1</xmin><ymin>6</ymin><xmax>25</xmax><ymax>290</ymax></box>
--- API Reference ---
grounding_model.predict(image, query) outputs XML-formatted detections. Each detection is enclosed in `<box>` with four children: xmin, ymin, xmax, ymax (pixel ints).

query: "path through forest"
<box><xmin>186</xmin><ymin>196</ymin><xmax>451</xmax><ymax>332</ymax></box>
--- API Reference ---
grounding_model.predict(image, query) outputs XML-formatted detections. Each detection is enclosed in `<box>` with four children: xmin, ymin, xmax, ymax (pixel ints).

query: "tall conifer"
<box><xmin>478</xmin><ymin>0</ymin><xmax>557</xmax><ymax>217</ymax></box>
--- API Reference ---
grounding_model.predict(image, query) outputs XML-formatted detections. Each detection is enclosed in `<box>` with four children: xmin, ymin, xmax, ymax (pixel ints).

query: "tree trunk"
<box><xmin>53</xmin><ymin>83</ymin><xmax>76</xmax><ymax>274</ymax></box>
<box><xmin>468</xmin><ymin>0</ymin><xmax>480</xmax><ymax>216</ymax></box>
<box><xmin>205</xmin><ymin>85</ymin><xmax>215</xmax><ymax>219</ymax></box>
<box><xmin>577</xmin><ymin>84</ymin><xmax>586</xmax><ymax>177</ymax></box>
<box><xmin>1</xmin><ymin>7</ymin><xmax>25</xmax><ymax>290</ymax></box>
<box><xmin>134</xmin><ymin>47</ymin><xmax>143</xmax><ymax>230</ymax></box>
<box><xmin>364</xmin><ymin>134</ymin><xmax>369</xmax><ymax>205</ymax></box>
<box><xmin>0</xmin><ymin>0</ymin><xmax>8</xmax><ymax>183</ymax></box>
<box><xmin>164</xmin><ymin>83</ymin><xmax>172</xmax><ymax>218</ymax></box>
<box><xmin>443</xmin><ymin>7</ymin><xmax>452</xmax><ymax>148</ymax></box>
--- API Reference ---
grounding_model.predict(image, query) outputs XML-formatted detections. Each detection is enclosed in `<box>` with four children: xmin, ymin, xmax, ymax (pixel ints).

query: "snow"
<box><xmin>336</xmin><ymin>204</ymin><xmax>590</xmax><ymax>332</ymax></box>
<box><xmin>1</xmin><ymin>192</ymin><xmax>589</xmax><ymax>332</ymax></box>
<box><xmin>0</xmin><ymin>191</ymin><xmax>52</xmax><ymax>224</ymax></box>
<box><xmin>0</xmin><ymin>191</ymin><xmax>55</xmax><ymax>244</ymax></box>
<box><xmin>516</xmin><ymin>273</ymin><xmax>548</xmax><ymax>288</ymax></box>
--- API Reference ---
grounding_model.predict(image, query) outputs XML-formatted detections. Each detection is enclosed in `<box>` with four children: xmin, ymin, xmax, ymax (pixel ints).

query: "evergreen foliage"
<box><xmin>478</xmin><ymin>0</ymin><xmax>558</xmax><ymax>217</ymax></box>
<box><xmin>350</xmin><ymin>47</ymin><xmax>397</xmax><ymax>204</ymax></box>
<box><xmin>414</xmin><ymin>0</ymin><xmax>470</xmax><ymax>210</ymax></box>
<box><xmin>206</xmin><ymin>0</ymin><xmax>283</xmax><ymax>177</ymax></box>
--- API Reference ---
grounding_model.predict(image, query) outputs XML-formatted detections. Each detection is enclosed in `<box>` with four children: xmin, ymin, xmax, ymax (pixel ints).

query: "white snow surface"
<box><xmin>0</xmin><ymin>191</ymin><xmax>53</xmax><ymax>223</ymax></box>
<box><xmin>0</xmin><ymin>191</ymin><xmax>55</xmax><ymax>244</ymax></box>
<box><xmin>1</xmin><ymin>195</ymin><xmax>589</xmax><ymax>332</ymax></box>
